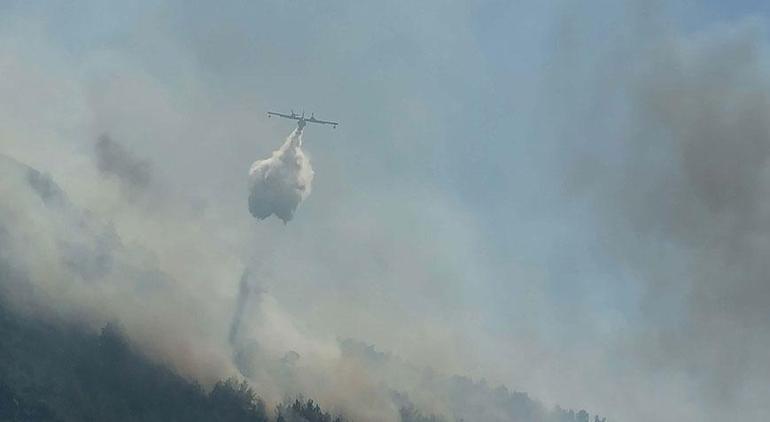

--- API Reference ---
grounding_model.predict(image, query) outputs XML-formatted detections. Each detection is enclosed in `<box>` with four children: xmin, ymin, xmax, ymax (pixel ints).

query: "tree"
<box><xmin>209</xmin><ymin>378</ymin><xmax>268</xmax><ymax>422</ymax></box>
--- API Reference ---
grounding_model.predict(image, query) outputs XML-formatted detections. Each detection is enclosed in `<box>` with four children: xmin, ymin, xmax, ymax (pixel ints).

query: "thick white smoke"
<box><xmin>248</xmin><ymin>129</ymin><xmax>314</xmax><ymax>223</ymax></box>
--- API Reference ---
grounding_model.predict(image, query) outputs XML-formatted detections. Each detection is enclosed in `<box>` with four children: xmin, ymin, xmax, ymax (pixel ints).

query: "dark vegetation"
<box><xmin>0</xmin><ymin>301</ymin><xmax>604</xmax><ymax>421</ymax></box>
<box><xmin>0</xmin><ymin>303</ymin><xmax>281</xmax><ymax>421</ymax></box>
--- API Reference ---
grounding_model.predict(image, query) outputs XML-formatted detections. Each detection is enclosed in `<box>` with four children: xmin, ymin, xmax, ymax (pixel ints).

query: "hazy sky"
<box><xmin>1</xmin><ymin>1</ymin><xmax>770</xmax><ymax>421</ymax></box>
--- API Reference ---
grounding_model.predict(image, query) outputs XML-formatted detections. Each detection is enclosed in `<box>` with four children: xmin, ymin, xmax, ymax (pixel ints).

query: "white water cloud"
<box><xmin>248</xmin><ymin>129</ymin><xmax>314</xmax><ymax>223</ymax></box>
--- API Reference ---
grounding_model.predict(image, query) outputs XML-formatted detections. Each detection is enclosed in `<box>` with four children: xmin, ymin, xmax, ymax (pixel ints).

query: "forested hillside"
<box><xmin>0</xmin><ymin>302</ymin><xmax>603</xmax><ymax>422</ymax></box>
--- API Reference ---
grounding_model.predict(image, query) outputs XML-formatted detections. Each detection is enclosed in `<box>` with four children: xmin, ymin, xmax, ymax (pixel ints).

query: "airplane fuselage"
<box><xmin>267</xmin><ymin>110</ymin><xmax>338</xmax><ymax>131</ymax></box>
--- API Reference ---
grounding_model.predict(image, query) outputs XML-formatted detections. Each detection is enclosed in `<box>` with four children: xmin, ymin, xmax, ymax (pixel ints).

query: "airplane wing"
<box><xmin>267</xmin><ymin>111</ymin><xmax>299</xmax><ymax>120</ymax></box>
<box><xmin>308</xmin><ymin>118</ymin><xmax>339</xmax><ymax>127</ymax></box>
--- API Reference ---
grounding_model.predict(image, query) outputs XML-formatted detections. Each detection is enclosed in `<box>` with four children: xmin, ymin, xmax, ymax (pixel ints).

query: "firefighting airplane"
<box><xmin>267</xmin><ymin>110</ymin><xmax>339</xmax><ymax>131</ymax></box>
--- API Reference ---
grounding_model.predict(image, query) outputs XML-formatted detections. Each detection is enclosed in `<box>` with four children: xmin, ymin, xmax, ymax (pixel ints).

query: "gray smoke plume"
<box><xmin>551</xmin><ymin>12</ymin><xmax>770</xmax><ymax>420</ymax></box>
<box><xmin>229</xmin><ymin>269</ymin><xmax>263</xmax><ymax>347</ymax></box>
<box><xmin>624</xmin><ymin>24</ymin><xmax>770</xmax><ymax>413</ymax></box>
<box><xmin>248</xmin><ymin>129</ymin><xmax>314</xmax><ymax>223</ymax></box>
<box><xmin>94</xmin><ymin>134</ymin><xmax>153</xmax><ymax>190</ymax></box>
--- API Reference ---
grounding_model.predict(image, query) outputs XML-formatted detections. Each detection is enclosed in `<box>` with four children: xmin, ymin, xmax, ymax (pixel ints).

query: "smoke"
<box><xmin>2</xmin><ymin>114</ymin><xmax>549</xmax><ymax>421</ymax></box>
<box><xmin>94</xmin><ymin>133</ymin><xmax>153</xmax><ymax>191</ymax></box>
<box><xmin>222</xmin><ymin>267</ymin><xmax>590</xmax><ymax>422</ymax></box>
<box><xmin>248</xmin><ymin>129</ymin><xmax>314</xmax><ymax>223</ymax></box>
<box><xmin>0</xmin><ymin>152</ymin><xmax>240</xmax><ymax>384</ymax></box>
<box><xmin>10</xmin><ymin>1</ymin><xmax>769</xmax><ymax>421</ymax></box>
<box><xmin>229</xmin><ymin>269</ymin><xmax>262</xmax><ymax>347</ymax></box>
<box><xmin>625</xmin><ymin>23</ymin><xmax>770</xmax><ymax>415</ymax></box>
<box><xmin>0</xmin><ymin>151</ymin><xmax>406</xmax><ymax>419</ymax></box>
<box><xmin>548</xmin><ymin>9</ymin><xmax>770</xmax><ymax>420</ymax></box>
